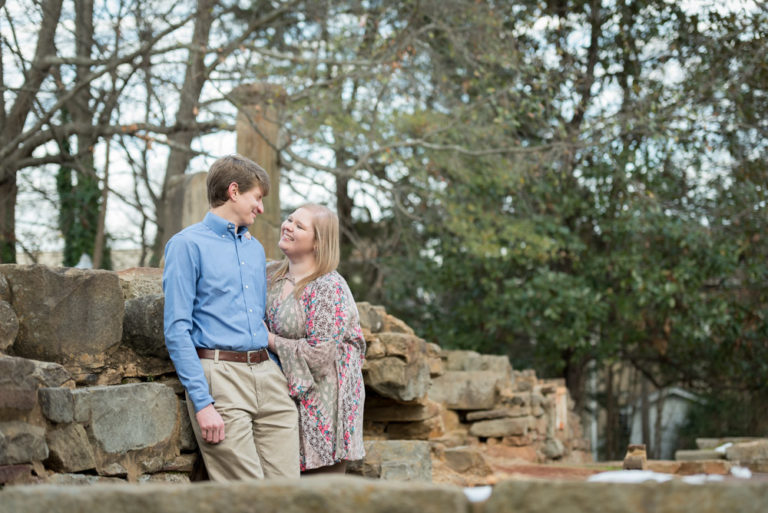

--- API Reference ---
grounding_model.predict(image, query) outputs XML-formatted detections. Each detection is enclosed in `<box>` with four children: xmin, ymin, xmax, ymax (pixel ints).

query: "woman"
<box><xmin>265</xmin><ymin>203</ymin><xmax>366</xmax><ymax>473</ymax></box>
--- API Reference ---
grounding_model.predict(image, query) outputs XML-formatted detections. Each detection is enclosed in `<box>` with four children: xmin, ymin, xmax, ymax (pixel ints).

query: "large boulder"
<box><xmin>357</xmin><ymin>302</ymin><xmax>416</xmax><ymax>335</ymax></box>
<box><xmin>356</xmin><ymin>302</ymin><xmax>386</xmax><ymax>333</ymax></box>
<box><xmin>485</xmin><ymin>479</ymin><xmax>768</xmax><ymax>513</ymax></box>
<box><xmin>364</xmin><ymin>333</ymin><xmax>431</xmax><ymax>402</ymax></box>
<box><xmin>178</xmin><ymin>400</ymin><xmax>197</xmax><ymax>452</ymax></box>
<box><xmin>387</xmin><ymin>416</ymin><xmax>445</xmax><ymax>440</ymax></box>
<box><xmin>379</xmin><ymin>314</ymin><xmax>415</xmax><ymax>334</ymax></box>
<box><xmin>377</xmin><ymin>333</ymin><xmax>426</xmax><ymax>362</ymax></box>
<box><xmin>0</xmin><ymin>273</ymin><xmax>9</xmax><ymax>301</ymax></box>
<box><xmin>364</xmin><ymin>358</ymin><xmax>431</xmax><ymax>402</ymax></box>
<box><xmin>442</xmin><ymin>350</ymin><xmax>513</xmax><ymax>376</ymax></box>
<box><xmin>39</xmin><ymin>387</ymin><xmax>76</xmax><ymax>424</ymax></box>
<box><xmin>44</xmin><ymin>423</ymin><xmax>97</xmax><ymax>472</ymax></box>
<box><xmin>429</xmin><ymin>371</ymin><xmax>506</xmax><ymax>410</ymax></box>
<box><xmin>426</xmin><ymin>342</ymin><xmax>444</xmax><ymax>377</ymax></box>
<box><xmin>442</xmin><ymin>446</ymin><xmax>493</xmax><ymax>476</ymax></box>
<box><xmin>121</xmin><ymin>295</ymin><xmax>167</xmax><ymax>358</ymax></box>
<box><xmin>71</xmin><ymin>383</ymin><xmax>178</xmax><ymax>454</ymax></box>
<box><xmin>39</xmin><ymin>383</ymin><xmax>180</xmax><ymax>478</ymax></box>
<box><xmin>726</xmin><ymin>440</ymin><xmax>768</xmax><ymax>472</ymax></box>
<box><xmin>469</xmin><ymin>417</ymin><xmax>530</xmax><ymax>438</ymax></box>
<box><xmin>0</xmin><ymin>300</ymin><xmax>18</xmax><ymax>352</ymax></box>
<box><xmin>0</xmin><ymin>475</ymin><xmax>469</xmax><ymax>513</ymax></box>
<box><xmin>0</xmin><ymin>265</ymin><xmax>124</xmax><ymax>368</ymax></box>
<box><xmin>116</xmin><ymin>267</ymin><xmax>163</xmax><ymax>300</ymax></box>
<box><xmin>0</xmin><ymin>355</ymin><xmax>71</xmax><ymax>416</ymax></box>
<box><xmin>0</xmin><ymin>421</ymin><xmax>48</xmax><ymax>465</ymax></box>
<box><xmin>347</xmin><ymin>440</ymin><xmax>432</xmax><ymax>481</ymax></box>
<box><xmin>364</xmin><ymin>397</ymin><xmax>442</xmax><ymax>423</ymax></box>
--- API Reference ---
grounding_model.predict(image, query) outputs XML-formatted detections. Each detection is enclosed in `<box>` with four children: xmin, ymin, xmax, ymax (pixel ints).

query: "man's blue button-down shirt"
<box><xmin>163</xmin><ymin>212</ymin><xmax>269</xmax><ymax>412</ymax></box>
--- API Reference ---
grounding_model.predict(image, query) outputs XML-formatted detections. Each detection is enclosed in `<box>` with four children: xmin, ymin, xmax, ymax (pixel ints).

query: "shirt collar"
<box><xmin>203</xmin><ymin>212</ymin><xmax>250</xmax><ymax>238</ymax></box>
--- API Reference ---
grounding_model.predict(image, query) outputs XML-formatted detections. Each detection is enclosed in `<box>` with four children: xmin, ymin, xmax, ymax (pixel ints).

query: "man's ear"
<box><xmin>227</xmin><ymin>182</ymin><xmax>239</xmax><ymax>201</ymax></box>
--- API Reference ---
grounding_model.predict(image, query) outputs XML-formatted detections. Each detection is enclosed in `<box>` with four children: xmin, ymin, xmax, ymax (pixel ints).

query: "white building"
<box><xmin>627</xmin><ymin>387</ymin><xmax>702</xmax><ymax>460</ymax></box>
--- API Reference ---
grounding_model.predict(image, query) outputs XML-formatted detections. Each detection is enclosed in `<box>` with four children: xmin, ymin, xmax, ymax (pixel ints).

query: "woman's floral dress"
<box><xmin>265</xmin><ymin>265</ymin><xmax>366</xmax><ymax>470</ymax></box>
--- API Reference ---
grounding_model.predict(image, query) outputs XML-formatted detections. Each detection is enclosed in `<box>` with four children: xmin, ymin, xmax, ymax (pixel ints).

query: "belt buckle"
<box><xmin>246</xmin><ymin>350</ymin><xmax>263</xmax><ymax>364</ymax></box>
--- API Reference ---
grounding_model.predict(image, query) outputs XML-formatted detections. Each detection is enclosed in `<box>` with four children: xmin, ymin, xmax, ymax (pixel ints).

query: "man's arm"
<box><xmin>163</xmin><ymin>236</ymin><xmax>225</xmax><ymax>443</ymax></box>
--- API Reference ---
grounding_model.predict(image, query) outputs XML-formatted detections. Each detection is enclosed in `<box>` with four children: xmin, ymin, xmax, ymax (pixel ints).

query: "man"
<box><xmin>163</xmin><ymin>154</ymin><xmax>299</xmax><ymax>481</ymax></box>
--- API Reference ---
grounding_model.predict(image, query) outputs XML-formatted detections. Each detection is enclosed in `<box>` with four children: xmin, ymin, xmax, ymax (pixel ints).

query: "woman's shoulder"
<box><xmin>305</xmin><ymin>270</ymin><xmax>350</xmax><ymax>295</ymax></box>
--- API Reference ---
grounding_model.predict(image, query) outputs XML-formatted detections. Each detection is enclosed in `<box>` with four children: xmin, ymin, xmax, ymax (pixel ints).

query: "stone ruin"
<box><xmin>356</xmin><ymin>302</ymin><xmax>591</xmax><ymax>484</ymax></box>
<box><xmin>0</xmin><ymin>264</ymin><xmax>594</xmax><ymax>485</ymax></box>
<box><xmin>2</xmin><ymin>265</ymin><xmax>768</xmax><ymax>513</ymax></box>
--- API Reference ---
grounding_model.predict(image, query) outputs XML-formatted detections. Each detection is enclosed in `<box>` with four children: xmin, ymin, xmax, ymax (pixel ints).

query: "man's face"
<box><xmin>230</xmin><ymin>184</ymin><xmax>264</xmax><ymax>227</ymax></box>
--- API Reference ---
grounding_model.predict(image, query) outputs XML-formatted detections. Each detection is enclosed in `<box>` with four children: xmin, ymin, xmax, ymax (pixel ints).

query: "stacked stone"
<box><xmin>351</xmin><ymin>302</ymin><xmax>438</xmax><ymax>480</ymax></box>
<box><xmin>355</xmin><ymin>302</ymin><xmax>591</xmax><ymax>485</ymax></box>
<box><xmin>359</xmin><ymin>302</ymin><xmax>442</xmax><ymax>439</ymax></box>
<box><xmin>0</xmin><ymin>265</ymin><xmax>591</xmax><ymax>487</ymax></box>
<box><xmin>671</xmin><ymin>437</ymin><xmax>768</xmax><ymax>475</ymax></box>
<box><xmin>356</xmin><ymin>301</ymin><xmax>590</xmax><ymax>463</ymax></box>
<box><xmin>0</xmin><ymin>265</ymin><xmax>196</xmax><ymax>485</ymax></box>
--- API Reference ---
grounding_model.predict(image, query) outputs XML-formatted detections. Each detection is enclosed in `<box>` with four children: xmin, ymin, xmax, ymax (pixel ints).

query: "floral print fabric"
<box><xmin>266</xmin><ymin>265</ymin><xmax>366</xmax><ymax>470</ymax></box>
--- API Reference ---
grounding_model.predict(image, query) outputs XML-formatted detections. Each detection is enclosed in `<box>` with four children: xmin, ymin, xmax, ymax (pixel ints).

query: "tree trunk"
<box><xmin>60</xmin><ymin>0</ymin><xmax>99</xmax><ymax>267</ymax></box>
<box><xmin>563</xmin><ymin>350</ymin><xmax>586</xmax><ymax>412</ymax></box>
<box><xmin>0</xmin><ymin>0</ymin><xmax>63</xmax><ymax>262</ymax></box>
<box><xmin>641</xmin><ymin>378</ymin><xmax>651</xmax><ymax>455</ymax></box>
<box><xmin>150</xmin><ymin>0</ymin><xmax>216</xmax><ymax>266</ymax></box>
<box><xmin>0</xmin><ymin>174</ymin><xmax>17</xmax><ymax>262</ymax></box>
<box><xmin>653</xmin><ymin>387</ymin><xmax>665</xmax><ymax>459</ymax></box>
<box><xmin>336</xmin><ymin>171</ymin><xmax>354</xmax><ymax>248</ymax></box>
<box><xmin>604</xmin><ymin>363</ymin><xmax>617</xmax><ymax>459</ymax></box>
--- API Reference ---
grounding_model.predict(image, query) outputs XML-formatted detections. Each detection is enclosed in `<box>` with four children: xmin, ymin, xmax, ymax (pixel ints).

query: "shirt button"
<box><xmin>253</xmin><ymin>333</ymin><xmax>257</xmax><ymax>336</ymax></box>
<box><xmin>221</xmin><ymin>234</ymin><xmax>226</xmax><ymax>238</ymax></box>
<box><xmin>241</xmin><ymin>261</ymin><xmax>245</xmax><ymax>265</ymax></box>
<box><xmin>245</xmin><ymin>285</ymin><xmax>249</xmax><ymax>289</ymax></box>
<box><xmin>249</xmin><ymin>309</ymin><xmax>253</xmax><ymax>312</ymax></box>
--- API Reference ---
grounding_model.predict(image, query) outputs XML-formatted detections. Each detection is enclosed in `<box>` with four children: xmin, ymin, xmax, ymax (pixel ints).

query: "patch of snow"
<box><xmin>730</xmin><ymin>466</ymin><xmax>752</xmax><ymax>479</ymax></box>
<box><xmin>587</xmin><ymin>470</ymin><xmax>674</xmax><ymax>483</ymax></box>
<box><xmin>463</xmin><ymin>486</ymin><xmax>493</xmax><ymax>503</ymax></box>
<box><xmin>714</xmin><ymin>442</ymin><xmax>732</xmax><ymax>454</ymax></box>
<box><xmin>680</xmin><ymin>474</ymin><xmax>725</xmax><ymax>485</ymax></box>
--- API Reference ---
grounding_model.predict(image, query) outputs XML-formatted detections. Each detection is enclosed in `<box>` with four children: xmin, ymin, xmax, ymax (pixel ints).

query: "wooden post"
<box><xmin>231</xmin><ymin>83</ymin><xmax>286</xmax><ymax>261</ymax></box>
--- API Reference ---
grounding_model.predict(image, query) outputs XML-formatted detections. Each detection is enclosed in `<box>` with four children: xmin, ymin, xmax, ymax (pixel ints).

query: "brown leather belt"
<box><xmin>196</xmin><ymin>348</ymin><xmax>270</xmax><ymax>364</ymax></box>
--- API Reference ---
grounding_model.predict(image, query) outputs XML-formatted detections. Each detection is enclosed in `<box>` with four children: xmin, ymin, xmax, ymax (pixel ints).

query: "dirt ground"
<box><xmin>432</xmin><ymin>443</ymin><xmax>768</xmax><ymax>486</ymax></box>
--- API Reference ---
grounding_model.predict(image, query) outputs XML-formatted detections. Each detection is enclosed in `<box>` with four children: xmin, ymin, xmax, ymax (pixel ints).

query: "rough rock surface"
<box><xmin>1</xmin><ymin>265</ymin><xmax>124</xmax><ymax>368</ymax></box>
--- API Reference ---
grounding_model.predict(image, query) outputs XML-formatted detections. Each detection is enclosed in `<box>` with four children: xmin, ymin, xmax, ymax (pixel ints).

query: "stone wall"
<box><xmin>2</xmin><ymin>475</ymin><xmax>767</xmax><ymax>513</ymax></box>
<box><xmin>0</xmin><ymin>264</ymin><xmax>590</xmax><ymax>486</ymax></box>
<box><xmin>356</xmin><ymin>302</ymin><xmax>591</xmax><ymax>485</ymax></box>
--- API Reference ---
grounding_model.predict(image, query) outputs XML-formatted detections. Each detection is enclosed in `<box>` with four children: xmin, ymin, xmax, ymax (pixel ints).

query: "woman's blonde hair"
<box><xmin>272</xmin><ymin>203</ymin><xmax>340</xmax><ymax>298</ymax></box>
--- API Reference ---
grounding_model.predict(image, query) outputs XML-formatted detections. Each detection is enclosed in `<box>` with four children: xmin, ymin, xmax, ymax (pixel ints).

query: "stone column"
<box><xmin>161</xmin><ymin>171</ymin><xmax>209</xmax><ymax>247</ymax></box>
<box><xmin>231</xmin><ymin>84</ymin><xmax>286</xmax><ymax>261</ymax></box>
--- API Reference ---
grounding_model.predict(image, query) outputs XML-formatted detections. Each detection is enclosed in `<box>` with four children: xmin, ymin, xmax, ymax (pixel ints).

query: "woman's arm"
<box><xmin>271</xmin><ymin>276</ymin><xmax>349</xmax><ymax>398</ymax></box>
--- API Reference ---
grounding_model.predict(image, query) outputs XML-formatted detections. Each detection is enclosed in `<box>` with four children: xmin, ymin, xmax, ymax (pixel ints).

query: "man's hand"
<box><xmin>196</xmin><ymin>403</ymin><xmax>225</xmax><ymax>444</ymax></box>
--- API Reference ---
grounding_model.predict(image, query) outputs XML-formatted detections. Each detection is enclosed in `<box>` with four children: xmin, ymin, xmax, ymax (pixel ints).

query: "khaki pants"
<box><xmin>186</xmin><ymin>356</ymin><xmax>300</xmax><ymax>481</ymax></box>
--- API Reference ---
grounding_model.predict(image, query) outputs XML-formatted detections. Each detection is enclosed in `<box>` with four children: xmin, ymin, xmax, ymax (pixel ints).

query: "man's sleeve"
<box><xmin>162</xmin><ymin>236</ymin><xmax>214</xmax><ymax>412</ymax></box>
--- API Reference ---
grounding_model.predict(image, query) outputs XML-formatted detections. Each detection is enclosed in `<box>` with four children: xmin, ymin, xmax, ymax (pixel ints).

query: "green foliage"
<box><xmin>366</xmin><ymin>1</ymin><xmax>768</xmax><ymax>411</ymax></box>
<box><xmin>250</xmin><ymin>0</ymin><xmax>768</xmax><ymax>429</ymax></box>
<box><xmin>677</xmin><ymin>389</ymin><xmax>768</xmax><ymax>449</ymax></box>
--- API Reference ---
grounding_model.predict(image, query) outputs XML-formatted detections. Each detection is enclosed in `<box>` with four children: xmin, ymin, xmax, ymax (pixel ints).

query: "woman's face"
<box><xmin>278</xmin><ymin>207</ymin><xmax>316</xmax><ymax>258</ymax></box>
